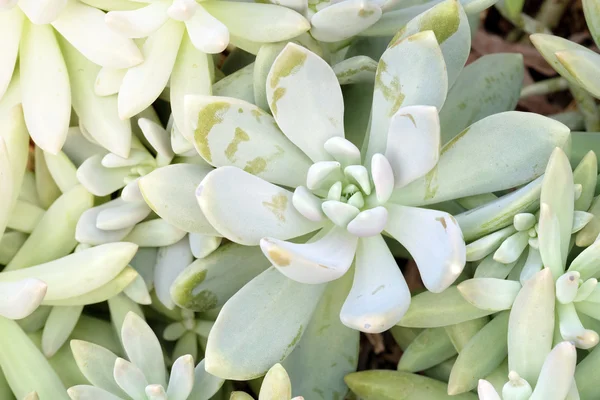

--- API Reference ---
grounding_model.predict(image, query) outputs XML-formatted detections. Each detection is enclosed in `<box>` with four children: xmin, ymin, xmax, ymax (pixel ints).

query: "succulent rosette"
<box><xmin>171</xmin><ymin>2</ymin><xmax>572</xmax><ymax>381</ymax></box>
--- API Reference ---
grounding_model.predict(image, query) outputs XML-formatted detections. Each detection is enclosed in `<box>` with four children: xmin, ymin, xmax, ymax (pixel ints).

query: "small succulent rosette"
<box><xmin>477</xmin><ymin>341</ymin><xmax>577</xmax><ymax>400</ymax></box>
<box><xmin>462</xmin><ymin>149</ymin><xmax>597</xmax><ymax>284</ymax></box>
<box><xmin>0</xmin><ymin>0</ymin><xmax>142</xmax><ymax>155</ymax></box>
<box><xmin>387</xmin><ymin>148</ymin><xmax>600</xmax><ymax>397</ymax></box>
<box><xmin>458</xmin><ymin>148</ymin><xmax>600</xmax><ymax>350</ymax></box>
<box><xmin>68</xmin><ymin>312</ymin><xmax>224</xmax><ymax>400</ymax></box>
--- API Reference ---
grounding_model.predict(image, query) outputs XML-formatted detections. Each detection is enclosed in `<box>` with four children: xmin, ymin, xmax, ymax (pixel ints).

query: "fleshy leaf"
<box><xmin>365</xmin><ymin>30</ymin><xmax>447</xmax><ymax>160</ymax></box>
<box><xmin>340</xmin><ymin>235</ymin><xmax>411</xmax><ymax>333</ymax></box>
<box><xmin>398</xmin><ymin>286</ymin><xmax>495</xmax><ymax>328</ymax></box>
<box><xmin>282</xmin><ymin>270</ymin><xmax>359</xmax><ymax>400</ymax></box>
<box><xmin>0</xmin><ymin>8</ymin><xmax>22</xmax><ymax>99</ymax></box>
<box><xmin>448</xmin><ymin>312</ymin><xmax>509</xmax><ymax>395</ymax></box>
<box><xmin>508</xmin><ymin>268</ymin><xmax>555</xmax><ymax>386</ymax></box>
<box><xmin>390</xmin><ymin>0</ymin><xmax>470</xmax><ymax>88</ymax></box>
<box><xmin>385</xmin><ymin>204</ymin><xmax>465</xmax><ymax>293</ymax></box>
<box><xmin>118</xmin><ymin>19</ymin><xmax>184</xmax><ymax>119</ymax></box>
<box><xmin>123</xmin><ymin>219</ymin><xmax>187</xmax><ymax>247</ymax></box>
<box><xmin>197</xmin><ymin>167</ymin><xmax>322</xmax><ymax>246</ymax></box>
<box><xmin>310</xmin><ymin>0</ymin><xmax>382</xmax><ymax>42</ymax></box>
<box><xmin>184</xmin><ymin>95</ymin><xmax>312</xmax><ymax>187</ymax></box>
<box><xmin>345</xmin><ymin>370</ymin><xmax>478</xmax><ymax>400</ymax></box>
<box><xmin>139</xmin><ymin>164</ymin><xmax>218</xmax><ymax>235</ymax></box>
<box><xmin>170</xmin><ymin>34</ymin><xmax>213</xmax><ymax>144</ymax></box>
<box><xmin>0</xmin><ymin>243</ymin><xmax>137</xmax><ymax>302</ymax></box>
<box><xmin>202</xmin><ymin>2</ymin><xmax>310</xmax><ymax>43</ymax></box>
<box><xmin>154</xmin><ymin>237</ymin><xmax>194</xmax><ymax>310</ymax></box>
<box><xmin>6</xmin><ymin>185</ymin><xmax>93</xmax><ymax>271</ymax></box>
<box><xmin>171</xmin><ymin>242</ymin><xmax>270</xmax><ymax>312</ymax></box>
<box><xmin>20</xmin><ymin>20</ymin><xmax>70</xmax><ymax>154</ymax></box>
<box><xmin>457</xmin><ymin>279</ymin><xmax>520</xmax><ymax>311</ymax></box>
<box><xmin>390</xmin><ymin>112</ymin><xmax>570</xmax><ymax>206</ymax></box>
<box><xmin>266</xmin><ymin>43</ymin><xmax>344</xmax><ymax>162</ymax></box>
<box><xmin>42</xmin><ymin>306</ymin><xmax>83</xmax><ymax>358</ymax></box>
<box><xmin>51</xmin><ymin>0</ymin><xmax>143</xmax><ymax>69</ymax></box>
<box><xmin>204</xmin><ymin>267</ymin><xmax>325</xmax><ymax>380</ymax></box>
<box><xmin>0</xmin><ymin>317</ymin><xmax>68</xmax><ymax>399</ymax></box>
<box><xmin>438</xmin><ymin>53</ymin><xmax>524</xmax><ymax>144</ymax></box>
<box><xmin>59</xmin><ymin>37</ymin><xmax>132</xmax><ymax>158</ymax></box>
<box><xmin>539</xmin><ymin>147</ymin><xmax>574</xmax><ymax>276</ymax></box>
<box><xmin>121</xmin><ymin>312</ymin><xmax>166</xmax><ymax>388</ymax></box>
<box><xmin>397</xmin><ymin>327</ymin><xmax>456</xmax><ymax>372</ymax></box>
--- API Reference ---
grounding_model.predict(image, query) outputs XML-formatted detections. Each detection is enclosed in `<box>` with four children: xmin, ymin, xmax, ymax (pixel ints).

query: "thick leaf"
<box><xmin>197</xmin><ymin>167</ymin><xmax>322</xmax><ymax>246</ymax></box>
<box><xmin>59</xmin><ymin>36</ymin><xmax>131</xmax><ymax>158</ymax></box>
<box><xmin>530</xmin><ymin>34</ymin><xmax>591</xmax><ymax>89</ymax></box>
<box><xmin>44</xmin><ymin>267</ymin><xmax>139</xmax><ymax>307</ymax></box>
<box><xmin>282</xmin><ymin>271</ymin><xmax>359</xmax><ymax>400</ymax></box>
<box><xmin>171</xmin><ymin>35</ymin><xmax>213</xmax><ymax>144</ymax></box>
<box><xmin>118</xmin><ymin>20</ymin><xmax>184</xmax><ymax>119</ymax></box>
<box><xmin>508</xmin><ymin>268</ymin><xmax>555</xmax><ymax>386</ymax></box>
<box><xmin>310</xmin><ymin>0</ymin><xmax>382</xmax><ymax>42</ymax></box>
<box><xmin>154</xmin><ymin>237</ymin><xmax>194</xmax><ymax>310</ymax></box>
<box><xmin>171</xmin><ymin>243</ymin><xmax>270</xmax><ymax>312</ymax></box>
<box><xmin>457</xmin><ymin>278</ymin><xmax>520</xmax><ymax>311</ymax></box>
<box><xmin>390</xmin><ymin>0</ymin><xmax>470</xmax><ymax>88</ymax></box>
<box><xmin>204</xmin><ymin>267</ymin><xmax>326</xmax><ymax>380</ymax></box>
<box><xmin>0</xmin><ymin>8</ymin><xmax>22</xmax><ymax>99</ymax></box>
<box><xmin>123</xmin><ymin>219</ymin><xmax>187</xmax><ymax>247</ymax></box>
<box><xmin>184</xmin><ymin>95</ymin><xmax>312</xmax><ymax>187</ymax></box>
<box><xmin>266</xmin><ymin>43</ymin><xmax>344</xmax><ymax>162</ymax></box>
<box><xmin>584</xmin><ymin>0</ymin><xmax>600</xmax><ymax>48</ymax></box>
<box><xmin>448</xmin><ymin>312</ymin><xmax>509</xmax><ymax>394</ymax></box>
<box><xmin>455</xmin><ymin>176</ymin><xmax>541</xmax><ymax>242</ymax></box>
<box><xmin>202</xmin><ymin>2</ymin><xmax>310</xmax><ymax>43</ymax></box>
<box><xmin>397</xmin><ymin>328</ymin><xmax>456</xmax><ymax>372</ymax></box>
<box><xmin>6</xmin><ymin>185</ymin><xmax>93</xmax><ymax>271</ymax></box>
<box><xmin>390</xmin><ymin>112</ymin><xmax>570</xmax><ymax>206</ymax></box>
<box><xmin>539</xmin><ymin>148</ymin><xmax>574</xmax><ymax>276</ymax></box>
<box><xmin>0</xmin><ymin>243</ymin><xmax>137</xmax><ymax>302</ymax></box>
<box><xmin>139</xmin><ymin>164</ymin><xmax>218</xmax><ymax>235</ymax></box>
<box><xmin>213</xmin><ymin>63</ymin><xmax>255</xmax><ymax>104</ymax></box>
<box><xmin>20</xmin><ymin>20</ymin><xmax>70</xmax><ymax>154</ymax></box>
<box><xmin>0</xmin><ymin>317</ymin><xmax>68</xmax><ymax>399</ymax></box>
<box><xmin>573</xmin><ymin>150</ymin><xmax>597</xmax><ymax>211</ymax></box>
<box><xmin>438</xmin><ymin>53</ymin><xmax>524</xmax><ymax>144</ymax></box>
<box><xmin>121</xmin><ymin>312</ymin><xmax>166</xmax><ymax>388</ymax></box>
<box><xmin>345</xmin><ymin>370</ymin><xmax>477</xmax><ymax>400</ymax></box>
<box><xmin>398</xmin><ymin>286</ymin><xmax>495</xmax><ymax>327</ymax></box>
<box><xmin>365</xmin><ymin>30</ymin><xmax>447</xmax><ymax>160</ymax></box>
<box><xmin>51</xmin><ymin>0</ymin><xmax>142</xmax><ymax>69</ymax></box>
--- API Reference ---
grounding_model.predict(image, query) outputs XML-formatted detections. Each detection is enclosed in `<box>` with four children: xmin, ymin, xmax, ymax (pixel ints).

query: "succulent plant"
<box><xmin>2</xmin><ymin>0</ymin><xmax>600</xmax><ymax>398</ymax></box>
<box><xmin>0</xmin><ymin>0</ymin><xmax>141</xmax><ymax>154</ymax></box>
<box><xmin>68</xmin><ymin>312</ymin><xmax>224</xmax><ymax>400</ymax></box>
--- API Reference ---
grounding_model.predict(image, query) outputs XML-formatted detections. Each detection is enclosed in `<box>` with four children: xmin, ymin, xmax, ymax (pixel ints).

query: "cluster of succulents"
<box><xmin>3</xmin><ymin>0</ymin><xmax>600</xmax><ymax>398</ymax></box>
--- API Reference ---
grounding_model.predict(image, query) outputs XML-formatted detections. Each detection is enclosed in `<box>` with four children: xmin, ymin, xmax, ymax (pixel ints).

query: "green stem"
<box><xmin>570</xmin><ymin>85</ymin><xmax>600</xmax><ymax>131</ymax></box>
<box><xmin>520</xmin><ymin>77</ymin><xmax>569</xmax><ymax>98</ymax></box>
<box><xmin>535</xmin><ymin>0</ymin><xmax>572</xmax><ymax>29</ymax></box>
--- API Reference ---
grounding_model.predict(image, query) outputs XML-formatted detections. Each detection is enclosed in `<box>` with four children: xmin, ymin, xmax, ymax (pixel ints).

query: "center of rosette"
<box><xmin>292</xmin><ymin>137</ymin><xmax>394</xmax><ymax>237</ymax></box>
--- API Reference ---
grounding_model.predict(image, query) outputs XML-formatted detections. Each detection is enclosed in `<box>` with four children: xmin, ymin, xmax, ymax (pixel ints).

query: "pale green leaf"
<box><xmin>390</xmin><ymin>112</ymin><xmax>570</xmax><ymax>206</ymax></box>
<box><xmin>171</xmin><ymin>243</ymin><xmax>269</xmax><ymax>312</ymax></box>
<box><xmin>139</xmin><ymin>164</ymin><xmax>219</xmax><ymax>235</ymax></box>
<box><xmin>204</xmin><ymin>267</ymin><xmax>325</xmax><ymax>380</ymax></box>
<box><xmin>438</xmin><ymin>53</ymin><xmax>524</xmax><ymax>144</ymax></box>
